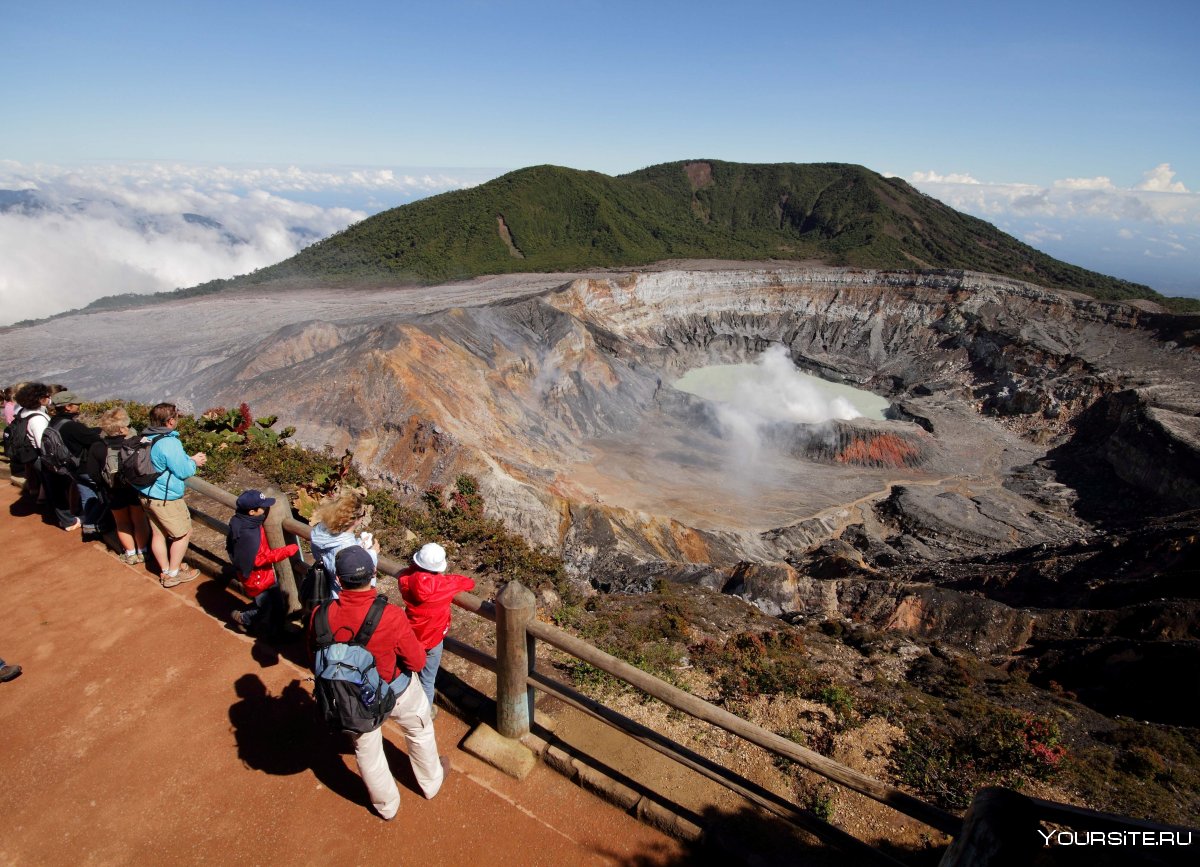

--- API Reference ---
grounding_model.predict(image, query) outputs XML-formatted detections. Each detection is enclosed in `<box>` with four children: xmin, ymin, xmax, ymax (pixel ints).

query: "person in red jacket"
<box><xmin>226</xmin><ymin>490</ymin><xmax>298</xmax><ymax>634</ymax></box>
<box><xmin>398</xmin><ymin>542</ymin><xmax>475</xmax><ymax>709</ymax></box>
<box><xmin>310</xmin><ymin>545</ymin><xmax>445</xmax><ymax>820</ymax></box>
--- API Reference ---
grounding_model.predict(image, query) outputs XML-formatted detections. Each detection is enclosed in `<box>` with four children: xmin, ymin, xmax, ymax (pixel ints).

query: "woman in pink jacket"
<box><xmin>397</xmin><ymin>543</ymin><xmax>475</xmax><ymax>708</ymax></box>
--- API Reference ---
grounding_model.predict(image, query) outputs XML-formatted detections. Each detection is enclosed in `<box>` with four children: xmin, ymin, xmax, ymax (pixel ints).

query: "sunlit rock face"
<box><xmin>162</xmin><ymin>266</ymin><xmax>1196</xmax><ymax>592</ymax></box>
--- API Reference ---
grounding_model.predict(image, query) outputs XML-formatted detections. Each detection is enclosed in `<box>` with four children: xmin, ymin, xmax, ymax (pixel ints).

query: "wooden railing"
<box><xmin>182</xmin><ymin>476</ymin><xmax>1197</xmax><ymax>865</ymax></box>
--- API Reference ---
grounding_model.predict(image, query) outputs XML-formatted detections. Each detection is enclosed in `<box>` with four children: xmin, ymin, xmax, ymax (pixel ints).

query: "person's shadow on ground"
<box><xmin>228</xmin><ymin>674</ymin><xmax>366</xmax><ymax>805</ymax></box>
<box><xmin>228</xmin><ymin>674</ymin><xmax>430</xmax><ymax>811</ymax></box>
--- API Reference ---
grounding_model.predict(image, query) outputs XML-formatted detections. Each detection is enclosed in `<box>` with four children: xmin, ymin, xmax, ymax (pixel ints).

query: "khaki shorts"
<box><xmin>142</xmin><ymin>497</ymin><xmax>192</xmax><ymax>539</ymax></box>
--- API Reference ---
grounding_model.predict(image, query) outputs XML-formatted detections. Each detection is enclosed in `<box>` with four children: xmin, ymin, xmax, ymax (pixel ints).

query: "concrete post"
<box><xmin>263</xmin><ymin>487</ymin><xmax>300</xmax><ymax>615</ymax></box>
<box><xmin>495</xmin><ymin>580</ymin><xmax>536</xmax><ymax>739</ymax></box>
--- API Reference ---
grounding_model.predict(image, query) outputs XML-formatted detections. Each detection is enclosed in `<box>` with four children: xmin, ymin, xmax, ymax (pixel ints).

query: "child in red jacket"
<box><xmin>227</xmin><ymin>490</ymin><xmax>299</xmax><ymax>634</ymax></box>
<box><xmin>398</xmin><ymin>543</ymin><xmax>475</xmax><ymax>708</ymax></box>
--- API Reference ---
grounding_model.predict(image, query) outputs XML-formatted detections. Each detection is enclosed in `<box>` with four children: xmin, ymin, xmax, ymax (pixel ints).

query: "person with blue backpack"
<box><xmin>308</xmin><ymin>545</ymin><xmax>446</xmax><ymax>820</ymax></box>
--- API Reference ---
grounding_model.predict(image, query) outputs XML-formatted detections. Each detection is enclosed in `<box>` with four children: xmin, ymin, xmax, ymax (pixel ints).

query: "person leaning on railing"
<box><xmin>135</xmin><ymin>403</ymin><xmax>206</xmax><ymax>589</ymax></box>
<box><xmin>85</xmin><ymin>407</ymin><xmax>151</xmax><ymax>564</ymax></box>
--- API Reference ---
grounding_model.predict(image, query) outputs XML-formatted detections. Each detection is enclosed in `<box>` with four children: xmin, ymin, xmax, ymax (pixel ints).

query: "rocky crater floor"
<box><xmin>4</xmin><ymin>262</ymin><xmax>1199</xmax><ymax>732</ymax></box>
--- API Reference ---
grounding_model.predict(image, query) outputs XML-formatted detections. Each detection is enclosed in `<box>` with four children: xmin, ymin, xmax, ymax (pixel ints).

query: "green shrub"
<box><xmin>890</xmin><ymin>705</ymin><xmax>1065</xmax><ymax>809</ymax></box>
<box><xmin>692</xmin><ymin>630</ymin><xmax>813</xmax><ymax>702</ymax></box>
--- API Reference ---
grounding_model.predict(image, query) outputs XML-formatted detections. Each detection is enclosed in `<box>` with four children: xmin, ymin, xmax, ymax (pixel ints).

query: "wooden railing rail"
<box><xmin>522</xmin><ymin>613</ymin><xmax>962</xmax><ymax>835</ymax></box>
<box><xmin>185</xmin><ymin>476</ymin><xmax>1196</xmax><ymax>860</ymax></box>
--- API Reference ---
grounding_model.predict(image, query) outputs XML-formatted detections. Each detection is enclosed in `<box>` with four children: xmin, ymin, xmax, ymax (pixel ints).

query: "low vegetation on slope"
<box><xmin>232</xmin><ymin>160</ymin><xmax>1191</xmax><ymax>309</ymax></box>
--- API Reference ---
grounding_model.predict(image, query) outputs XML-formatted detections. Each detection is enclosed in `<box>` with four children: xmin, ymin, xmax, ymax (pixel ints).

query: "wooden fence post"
<box><xmin>263</xmin><ymin>487</ymin><xmax>300</xmax><ymax>616</ymax></box>
<box><xmin>495</xmin><ymin>580</ymin><xmax>536</xmax><ymax>739</ymax></box>
<box><xmin>938</xmin><ymin>787</ymin><xmax>1040</xmax><ymax>867</ymax></box>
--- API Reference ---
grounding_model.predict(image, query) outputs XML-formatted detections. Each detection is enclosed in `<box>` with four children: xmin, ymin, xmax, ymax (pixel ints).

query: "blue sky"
<box><xmin>2</xmin><ymin>0</ymin><xmax>1198</xmax><ymax>322</ymax></box>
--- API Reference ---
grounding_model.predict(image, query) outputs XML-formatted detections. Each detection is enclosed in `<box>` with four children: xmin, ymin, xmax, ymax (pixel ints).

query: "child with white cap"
<box><xmin>397</xmin><ymin>542</ymin><xmax>475</xmax><ymax>708</ymax></box>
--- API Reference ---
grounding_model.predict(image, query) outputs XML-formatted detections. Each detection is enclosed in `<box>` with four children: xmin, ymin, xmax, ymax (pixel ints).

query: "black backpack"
<box><xmin>300</xmin><ymin>560</ymin><xmax>334</xmax><ymax>617</ymax></box>
<box><xmin>5</xmin><ymin>412</ymin><xmax>40</xmax><ymax>467</ymax></box>
<box><xmin>118</xmin><ymin>433</ymin><xmax>168</xmax><ymax>488</ymax></box>
<box><xmin>38</xmin><ymin>418</ymin><xmax>80</xmax><ymax>476</ymax></box>
<box><xmin>311</xmin><ymin>596</ymin><xmax>398</xmax><ymax>733</ymax></box>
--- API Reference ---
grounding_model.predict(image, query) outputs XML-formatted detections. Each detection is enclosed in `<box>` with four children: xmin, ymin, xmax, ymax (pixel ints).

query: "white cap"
<box><xmin>412</xmin><ymin>542</ymin><xmax>448</xmax><ymax>573</ymax></box>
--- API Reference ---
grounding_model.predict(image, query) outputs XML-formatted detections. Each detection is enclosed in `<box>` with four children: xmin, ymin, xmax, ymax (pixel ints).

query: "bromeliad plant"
<box><xmin>196</xmin><ymin>403</ymin><xmax>295</xmax><ymax>447</ymax></box>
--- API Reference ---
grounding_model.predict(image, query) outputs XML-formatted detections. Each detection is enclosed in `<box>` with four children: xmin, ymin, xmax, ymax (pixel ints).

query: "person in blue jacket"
<box><xmin>135</xmin><ymin>403</ymin><xmax>207</xmax><ymax>588</ymax></box>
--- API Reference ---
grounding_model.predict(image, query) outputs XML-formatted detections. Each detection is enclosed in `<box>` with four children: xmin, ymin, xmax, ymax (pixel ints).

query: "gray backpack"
<box><xmin>311</xmin><ymin>596</ymin><xmax>399</xmax><ymax>733</ymax></box>
<box><xmin>118</xmin><ymin>433</ymin><xmax>167</xmax><ymax>488</ymax></box>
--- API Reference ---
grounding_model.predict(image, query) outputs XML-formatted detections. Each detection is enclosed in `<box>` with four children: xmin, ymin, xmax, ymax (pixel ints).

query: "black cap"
<box><xmin>235</xmin><ymin>489</ymin><xmax>276</xmax><ymax>512</ymax></box>
<box><xmin>335</xmin><ymin>544</ymin><xmax>376</xmax><ymax>587</ymax></box>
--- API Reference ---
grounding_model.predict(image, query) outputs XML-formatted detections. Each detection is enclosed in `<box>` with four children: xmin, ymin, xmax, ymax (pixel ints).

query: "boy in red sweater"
<box><xmin>226</xmin><ymin>490</ymin><xmax>298</xmax><ymax>634</ymax></box>
<box><xmin>398</xmin><ymin>543</ymin><xmax>475</xmax><ymax>708</ymax></box>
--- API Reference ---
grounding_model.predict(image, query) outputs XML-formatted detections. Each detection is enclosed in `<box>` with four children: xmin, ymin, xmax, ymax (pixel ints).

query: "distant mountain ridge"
<box><xmin>237</xmin><ymin>160</ymin><xmax>1171</xmax><ymax>305</ymax></box>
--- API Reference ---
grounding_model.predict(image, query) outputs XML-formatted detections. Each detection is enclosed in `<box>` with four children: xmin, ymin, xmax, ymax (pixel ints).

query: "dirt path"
<box><xmin>0</xmin><ymin>476</ymin><xmax>685</xmax><ymax>867</ymax></box>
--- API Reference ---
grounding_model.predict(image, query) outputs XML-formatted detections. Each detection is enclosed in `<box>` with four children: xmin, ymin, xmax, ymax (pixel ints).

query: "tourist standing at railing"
<box><xmin>309</xmin><ymin>545</ymin><xmax>445</xmax><ymax>820</ymax></box>
<box><xmin>2</xmin><ymin>386</ymin><xmax>16</xmax><ymax>425</ymax></box>
<box><xmin>309</xmin><ymin>488</ymin><xmax>379</xmax><ymax>598</ymax></box>
<box><xmin>135</xmin><ymin>403</ymin><xmax>206</xmax><ymax>588</ymax></box>
<box><xmin>85</xmin><ymin>407</ymin><xmax>150</xmax><ymax>564</ymax></box>
<box><xmin>397</xmin><ymin>542</ymin><xmax>475</xmax><ymax>710</ymax></box>
<box><xmin>11</xmin><ymin>383</ymin><xmax>53</xmax><ymax>507</ymax></box>
<box><xmin>47</xmin><ymin>391</ymin><xmax>104</xmax><ymax>533</ymax></box>
<box><xmin>227</xmin><ymin>489</ymin><xmax>298</xmax><ymax>635</ymax></box>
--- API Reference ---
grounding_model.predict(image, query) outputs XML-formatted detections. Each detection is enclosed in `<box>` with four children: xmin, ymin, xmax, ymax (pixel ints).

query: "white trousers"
<box><xmin>351</xmin><ymin>674</ymin><xmax>443</xmax><ymax>820</ymax></box>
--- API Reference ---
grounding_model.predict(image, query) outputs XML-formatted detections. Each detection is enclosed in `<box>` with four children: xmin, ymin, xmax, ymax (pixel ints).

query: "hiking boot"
<box><xmin>0</xmin><ymin>664</ymin><xmax>22</xmax><ymax>683</ymax></box>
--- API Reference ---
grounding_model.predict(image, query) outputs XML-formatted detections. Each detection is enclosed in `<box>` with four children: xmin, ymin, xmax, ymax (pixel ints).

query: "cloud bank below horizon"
<box><xmin>0</xmin><ymin>161</ymin><xmax>499</xmax><ymax>325</ymax></box>
<box><xmin>907</xmin><ymin>164</ymin><xmax>1200</xmax><ymax>297</ymax></box>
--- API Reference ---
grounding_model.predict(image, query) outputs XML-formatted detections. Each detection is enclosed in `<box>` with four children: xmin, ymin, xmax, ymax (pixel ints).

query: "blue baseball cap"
<box><xmin>235</xmin><ymin>489</ymin><xmax>276</xmax><ymax>512</ymax></box>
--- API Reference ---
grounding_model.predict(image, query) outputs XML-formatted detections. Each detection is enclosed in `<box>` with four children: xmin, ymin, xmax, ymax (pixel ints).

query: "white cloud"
<box><xmin>1024</xmin><ymin>226</ymin><xmax>1064</xmax><ymax>244</ymax></box>
<box><xmin>0</xmin><ymin>160</ymin><xmax>497</xmax><ymax>325</ymax></box>
<box><xmin>910</xmin><ymin>164</ymin><xmax>1199</xmax><ymax>297</ymax></box>
<box><xmin>1053</xmin><ymin>176</ymin><xmax>1116</xmax><ymax>191</ymax></box>
<box><xmin>912</xmin><ymin>170</ymin><xmax>980</xmax><ymax>185</ymax></box>
<box><xmin>910</xmin><ymin>163</ymin><xmax>1200</xmax><ymax>226</ymax></box>
<box><xmin>1136</xmin><ymin>163</ymin><xmax>1189</xmax><ymax>193</ymax></box>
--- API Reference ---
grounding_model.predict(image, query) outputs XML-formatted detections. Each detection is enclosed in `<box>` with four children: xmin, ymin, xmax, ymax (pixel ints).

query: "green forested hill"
<box><xmin>238</xmin><ymin>160</ymin><xmax>1164</xmax><ymax>304</ymax></box>
<box><xmin>217</xmin><ymin>161</ymin><xmax>1189</xmax><ymax>308</ymax></box>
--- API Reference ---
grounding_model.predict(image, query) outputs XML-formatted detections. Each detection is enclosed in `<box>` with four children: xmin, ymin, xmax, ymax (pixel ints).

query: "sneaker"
<box><xmin>175</xmin><ymin>565</ymin><xmax>200</xmax><ymax>584</ymax></box>
<box><xmin>160</xmin><ymin>572</ymin><xmax>184</xmax><ymax>589</ymax></box>
<box><xmin>63</xmin><ymin>519</ymin><xmax>82</xmax><ymax>532</ymax></box>
<box><xmin>231</xmin><ymin>610</ymin><xmax>253</xmax><ymax>632</ymax></box>
<box><xmin>135</xmin><ymin>552</ymin><xmax>146</xmax><ymax>564</ymax></box>
<box><xmin>119</xmin><ymin>552</ymin><xmax>140</xmax><ymax>565</ymax></box>
<box><xmin>0</xmin><ymin>664</ymin><xmax>22</xmax><ymax>683</ymax></box>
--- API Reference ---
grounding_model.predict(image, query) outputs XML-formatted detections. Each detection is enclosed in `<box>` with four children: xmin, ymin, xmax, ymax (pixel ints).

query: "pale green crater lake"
<box><xmin>674</xmin><ymin>355</ymin><xmax>890</xmax><ymax>423</ymax></box>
